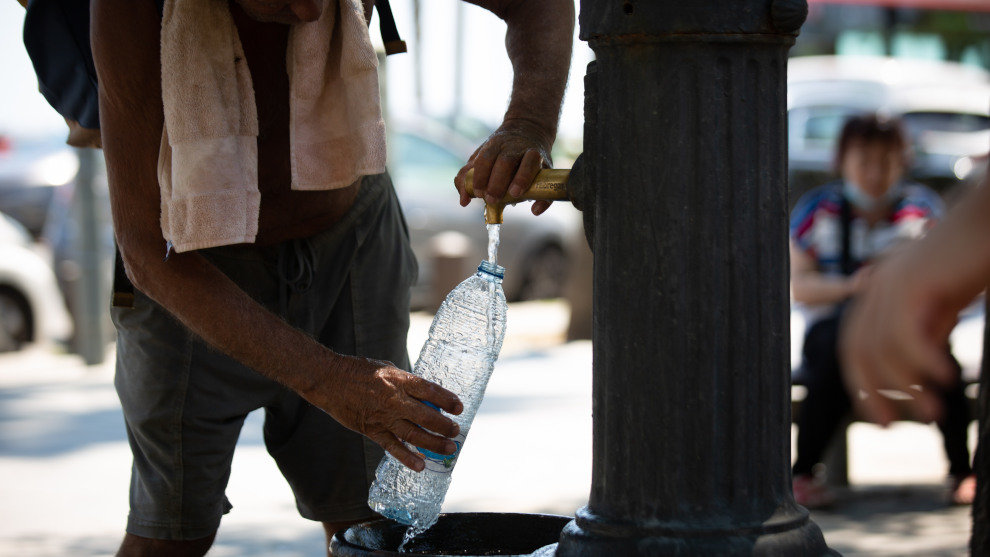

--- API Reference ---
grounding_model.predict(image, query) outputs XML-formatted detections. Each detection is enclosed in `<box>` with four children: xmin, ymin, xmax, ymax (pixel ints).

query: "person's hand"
<box><xmin>839</xmin><ymin>221</ymin><xmax>986</xmax><ymax>426</ymax></box>
<box><xmin>454</xmin><ymin>118</ymin><xmax>554</xmax><ymax>217</ymax></box>
<box><xmin>305</xmin><ymin>355</ymin><xmax>464</xmax><ymax>472</ymax></box>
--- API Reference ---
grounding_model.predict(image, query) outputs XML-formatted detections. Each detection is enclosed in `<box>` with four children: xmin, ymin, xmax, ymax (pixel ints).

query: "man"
<box><xmin>90</xmin><ymin>0</ymin><xmax>573</xmax><ymax>554</ymax></box>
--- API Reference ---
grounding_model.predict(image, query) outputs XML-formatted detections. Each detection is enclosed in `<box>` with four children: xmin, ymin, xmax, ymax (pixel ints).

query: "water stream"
<box><xmin>487</xmin><ymin>223</ymin><xmax>500</xmax><ymax>265</ymax></box>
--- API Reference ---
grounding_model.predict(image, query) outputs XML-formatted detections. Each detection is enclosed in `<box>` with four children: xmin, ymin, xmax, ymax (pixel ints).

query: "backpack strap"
<box><xmin>839</xmin><ymin>193</ymin><xmax>855</xmax><ymax>277</ymax></box>
<box><xmin>375</xmin><ymin>0</ymin><xmax>407</xmax><ymax>55</ymax></box>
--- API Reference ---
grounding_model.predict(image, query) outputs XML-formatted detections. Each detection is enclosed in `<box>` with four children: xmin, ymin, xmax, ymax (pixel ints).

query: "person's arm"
<box><xmin>453</xmin><ymin>0</ymin><xmax>575</xmax><ymax>216</ymax></box>
<box><xmin>91</xmin><ymin>0</ymin><xmax>461</xmax><ymax>472</ymax></box>
<box><xmin>839</xmin><ymin>180</ymin><xmax>990</xmax><ymax>426</ymax></box>
<box><xmin>790</xmin><ymin>241</ymin><xmax>867</xmax><ymax>306</ymax></box>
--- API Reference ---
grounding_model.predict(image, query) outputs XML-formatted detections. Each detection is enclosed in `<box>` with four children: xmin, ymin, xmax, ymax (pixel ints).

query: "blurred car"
<box><xmin>787</xmin><ymin>55</ymin><xmax>990</xmax><ymax>204</ymax></box>
<box><xmin>0</xmin><ymin>133</ymin><xmax>79</xmax><ymax>237</ymax></box>
<box><xmin>389</xmin><ymin>116</ymin><xmax>582</xmax><ymax>309</ymax></box>
<box><xmin>0</xmin><ymin>210</ymin><xmax>72</xmax><ymax>351</ymax></box>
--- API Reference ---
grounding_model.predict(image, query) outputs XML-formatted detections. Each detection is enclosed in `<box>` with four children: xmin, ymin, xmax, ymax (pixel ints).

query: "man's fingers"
<box><xmin>395</xmin><ymin>420</ymin><xmax>458</xmax><ymax>456</ymax></box>
<box><xmin>888</xmin><ymin>311</ymin><xmax>958</xmax><ymax>388</ymax></box>
<box><xmin>507</xmin><ymin>149</ymin><xmax>543</xmax><ymax>199</ymax></box>
<box><xmin>405</xmin><ymin>399</ymin><xmax>460</xmax><ymax>438</ymax></box>
<box><xmin>405</xmin><ymin>377</ymin><xmax>463</xmax><ymax>415</ymax></box>
<box><xmin>908</xmin><ymin>387</ymin><xmax>945</xmax><ymax>424</ymax></box>
<box><xmin>471</xmin><ymin>150</ymin><xmax>496</xmax><ymax>200</ymax></box>
<box><xmin>846</xmin><ymin>364</ymin><xmax>899</xmax><ymax>427</ymax></box>
<box><xmin>852</xmin><ymin>386</ymin><xmax>899</xmax><ymax>427</ymax></box>
<box><xmin>532</xmin><ymin>200</ymin><xmax>552</xmax><ymax>216</ymax></box>
<box><xmin>841</xmin><ymin>323</ymin><xmax>897</xmax><ymax>426</ymax></box>
<box><xmin>880</xmin><ymin>345</ymin><xmax>950</xmax><ymax>423</ymax></box>
<box><xmin>374</xmin><ymin>431</ymin><xmax>425</xmax><ymax>472</ymax></box>
<box><xmin>454</xmin><ymin>165</ymin><xmax>473</xmax><ymax>207</ymax></box>
<box><xmin>894</xmin><ymin>337</ymin><xmax>956</xmax><ymax>389</ymax></box>
<box><xmin>846</xmin><ymin>325</ymin><xmax>949</xmax><ymax>426</ymax></box>
<box><xmin>485</xmin><ymin>156</ymin><xmax>522</xmax><ymax>206</ymax></box>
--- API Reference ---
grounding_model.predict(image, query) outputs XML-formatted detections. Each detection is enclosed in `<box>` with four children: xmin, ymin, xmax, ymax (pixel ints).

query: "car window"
<box><xmin>901</xmin><ymin>112</ymin><xmax>990</xmax><ymax>135</ymax></box>
<box><xmin>789</xmin><ymin>106</ymin><xmax>859</xmax><ymax>152</ymax></box>
<box><xmin>391</xmin><ymin>132</ymin><xmax>464</xmax><ymax>196</ymax></box>
<box><xmin>393</xmin><ymin>133</ymin><xmax>464</xmax><ymax>169</ymax></box>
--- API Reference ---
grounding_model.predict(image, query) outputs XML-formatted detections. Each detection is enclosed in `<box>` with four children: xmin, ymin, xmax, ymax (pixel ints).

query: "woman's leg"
<box><xmin>793</xmin><ymin>315</ymin><xmax>852</xmax><ymax>477</ymax></box>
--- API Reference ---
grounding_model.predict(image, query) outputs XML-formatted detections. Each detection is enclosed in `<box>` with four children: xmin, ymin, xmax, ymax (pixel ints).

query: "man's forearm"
<box><xmin>503</xmin><ymin>0</ymin><xmax>573</xmax><ymax>145</ymax></box>
<box><xmin>474</xmin><ymin>0</ymin><xmax>574</xmax><ymax>145</ymax></box>
<box><xmin>914</xmin><ymin>179</ymin><xmax>990</xmax><ymax>303</ymax></box>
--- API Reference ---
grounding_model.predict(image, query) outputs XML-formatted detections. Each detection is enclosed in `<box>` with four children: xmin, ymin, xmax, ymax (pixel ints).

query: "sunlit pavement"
<box><xmin>0</xmin><ymin>300</ymin><xmax>976</xmax><ymax>556</ymax></box>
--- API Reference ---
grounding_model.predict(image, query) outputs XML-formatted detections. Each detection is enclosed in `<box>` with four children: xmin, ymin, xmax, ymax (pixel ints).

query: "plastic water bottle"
<box><xmin>367</xmin><ymin>259</ymin><xmax>507</xmax><ymax>532</ymax></box>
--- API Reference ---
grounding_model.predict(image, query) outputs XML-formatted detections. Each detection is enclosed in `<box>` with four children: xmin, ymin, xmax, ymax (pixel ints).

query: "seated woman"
<box><xmin>789</xmin><ymin>113</ymin><xmax>974</xmax><ymax>508</ymax></box>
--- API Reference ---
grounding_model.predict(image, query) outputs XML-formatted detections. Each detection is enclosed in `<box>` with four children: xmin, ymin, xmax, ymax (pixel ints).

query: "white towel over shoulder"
<box><xmin>159</xmin><ymin>0</ymin><xmax>386</xmax><ymax>253</ymax></box>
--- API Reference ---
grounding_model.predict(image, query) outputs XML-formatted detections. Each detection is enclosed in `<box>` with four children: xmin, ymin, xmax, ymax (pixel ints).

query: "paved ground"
<box><xmin>0</xmin><ymin>300</ymin><xmax>978</xmax><ymax>556</ymax></box>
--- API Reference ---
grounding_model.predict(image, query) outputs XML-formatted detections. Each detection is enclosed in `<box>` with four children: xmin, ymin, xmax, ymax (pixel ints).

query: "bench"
<box><xmin>790</xmin><ymin>367</ymin><xmax>981</xmax><ymax>487</ymax></box>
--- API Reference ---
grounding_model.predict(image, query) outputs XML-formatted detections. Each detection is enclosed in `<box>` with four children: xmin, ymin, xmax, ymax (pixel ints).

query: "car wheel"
<box><xmin>517</xmin><ymin>244</ymin><xmax>568</xmax><ymax>302</ymax></box>
<box><xmin>0</xmin><ymin>286</ymin><xmax>33</xmax><ymax>352</ymax></box>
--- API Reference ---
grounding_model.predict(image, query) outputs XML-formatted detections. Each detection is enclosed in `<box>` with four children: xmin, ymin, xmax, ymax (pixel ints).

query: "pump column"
<box><xmin>556</xmin><ymin>0</ymin><xmax>833</xmax><ymax>554</ymax></box>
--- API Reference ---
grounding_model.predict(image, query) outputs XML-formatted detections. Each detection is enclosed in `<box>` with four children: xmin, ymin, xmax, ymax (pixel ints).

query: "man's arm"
<box><xmin>91</xmin><ymin>0</ymin><xmax>461</xmax><ymax>472</ymax></box>
<box><xmin>453</xmin><ymin>0</ymin><xmax>575</xmax><ymax>215</ymax></box>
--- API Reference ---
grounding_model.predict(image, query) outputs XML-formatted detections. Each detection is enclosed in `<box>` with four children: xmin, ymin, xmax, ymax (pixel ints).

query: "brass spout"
<box><xmin>464</xmin><ymin>168</ymin><xmax>571</xmax><ymax>224</ymax></box>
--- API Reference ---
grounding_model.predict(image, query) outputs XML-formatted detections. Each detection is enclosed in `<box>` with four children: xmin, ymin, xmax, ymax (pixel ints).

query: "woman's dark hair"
<box><xmin>834</xmin><ymin>114</ymin><xmax>909</xmax><ymax>171</ymax></box>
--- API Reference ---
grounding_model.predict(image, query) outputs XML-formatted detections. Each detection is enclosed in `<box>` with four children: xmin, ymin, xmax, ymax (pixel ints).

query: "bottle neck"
<box><xmin>477</xmin><ymin>260</ymin><xmax>505</xmax><ymax>280</ymax></box>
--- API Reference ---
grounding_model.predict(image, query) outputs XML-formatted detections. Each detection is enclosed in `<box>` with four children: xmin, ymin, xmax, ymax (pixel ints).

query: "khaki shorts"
<box><xmin>112</xmin><ymin>173</ymin><xmax>416</xmax><ymax>540</ymax></box>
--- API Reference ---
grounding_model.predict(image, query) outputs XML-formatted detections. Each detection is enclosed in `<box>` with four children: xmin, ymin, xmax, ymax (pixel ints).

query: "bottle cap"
<box><xmin>477</xmin><ymin>260</ymin><xmax>505</xmax><ymax>279</ymax></box>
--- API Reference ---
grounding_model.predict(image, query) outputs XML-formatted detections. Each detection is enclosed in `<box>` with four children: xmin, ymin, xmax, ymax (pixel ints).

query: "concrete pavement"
<box><xmin>0</xmin><ymin>300</ymin><xmax>977</xmax><ymax>556</ymax></box>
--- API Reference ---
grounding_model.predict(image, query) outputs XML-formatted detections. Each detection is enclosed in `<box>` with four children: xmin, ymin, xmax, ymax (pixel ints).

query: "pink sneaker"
<box><xmin>793</xmin><ymin>474</ymin><xmax>835</xmax><ymax>509</ymax></box>
<box><xmin>949</xmin><ymin>474</ymin><xmax>976</xmax><ymax>506</ymax></box>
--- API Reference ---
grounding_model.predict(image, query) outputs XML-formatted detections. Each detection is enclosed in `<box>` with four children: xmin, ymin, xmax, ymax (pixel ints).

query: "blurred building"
<box><xmin>795</xmin><ymin>1</ymin><xmax>990</xmax><ymax>70</ymax></box>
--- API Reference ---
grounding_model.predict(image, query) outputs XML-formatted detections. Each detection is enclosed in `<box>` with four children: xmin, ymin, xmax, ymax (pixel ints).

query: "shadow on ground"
<box><xmin>813</xmin><ymin>484</ymin><xmax>970</xmax><ymax>556</ymax></box>
<box><xmin>1</xmin><ymin>528</ymin><xmax>330</xmax><ymax>557</ymax></box>
<box><xmin>0</xmin><ymin>381</ymin><xmax>124</xmax><ymax>457</ymax></box>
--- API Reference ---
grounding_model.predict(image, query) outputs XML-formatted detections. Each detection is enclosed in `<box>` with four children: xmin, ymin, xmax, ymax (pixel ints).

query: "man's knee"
<box><xmin>116</xmin><ymin>531</ymin><xmax>216</xmax><ymax>557</ymax></box>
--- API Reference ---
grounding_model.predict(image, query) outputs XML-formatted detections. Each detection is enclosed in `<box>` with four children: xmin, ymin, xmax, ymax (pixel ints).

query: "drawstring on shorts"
<box><xmin>277</xmin><ymin>238</ymin><xmax>316</xmax><ymax>317</ymax></box>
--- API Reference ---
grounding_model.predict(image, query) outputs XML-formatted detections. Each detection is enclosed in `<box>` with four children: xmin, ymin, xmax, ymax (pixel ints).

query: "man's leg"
<box><xmin>112</xmin><ymin>245</ymin><xmax>286</xmax><ymax>551</ymax></box>
<box><xmin>116</xmin><ymin>532</ymin><xmax>216</xmax><ymax>557</ymax></box>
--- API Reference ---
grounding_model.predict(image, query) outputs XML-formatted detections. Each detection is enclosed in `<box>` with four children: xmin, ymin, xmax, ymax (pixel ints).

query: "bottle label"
<box><xmin>411</xmin><ymin>432</ymin><xmax>465</xmax><ymax>474</ymax></box>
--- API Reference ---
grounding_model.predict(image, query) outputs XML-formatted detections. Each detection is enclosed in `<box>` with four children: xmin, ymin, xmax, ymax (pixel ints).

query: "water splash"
<box><xmin>398</xmin><ymin>525</ymin><xmax>427</xmax><ymax>553</ymax></box>
<box><xmin>487</xmin><ymin>223</ymin><xmax>500</xmax><ymax>265</ymax></box>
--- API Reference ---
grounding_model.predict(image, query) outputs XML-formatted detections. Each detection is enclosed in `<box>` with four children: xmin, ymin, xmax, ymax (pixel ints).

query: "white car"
<box><xmin>0</xmin><ymin>211</ymin><xmax>71</xmax><ymax>351</ymax></box>
<box><xmin>788</xmin><ymin>55</ymin><xmax>990</xmax><ymax>202</ymax></box>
